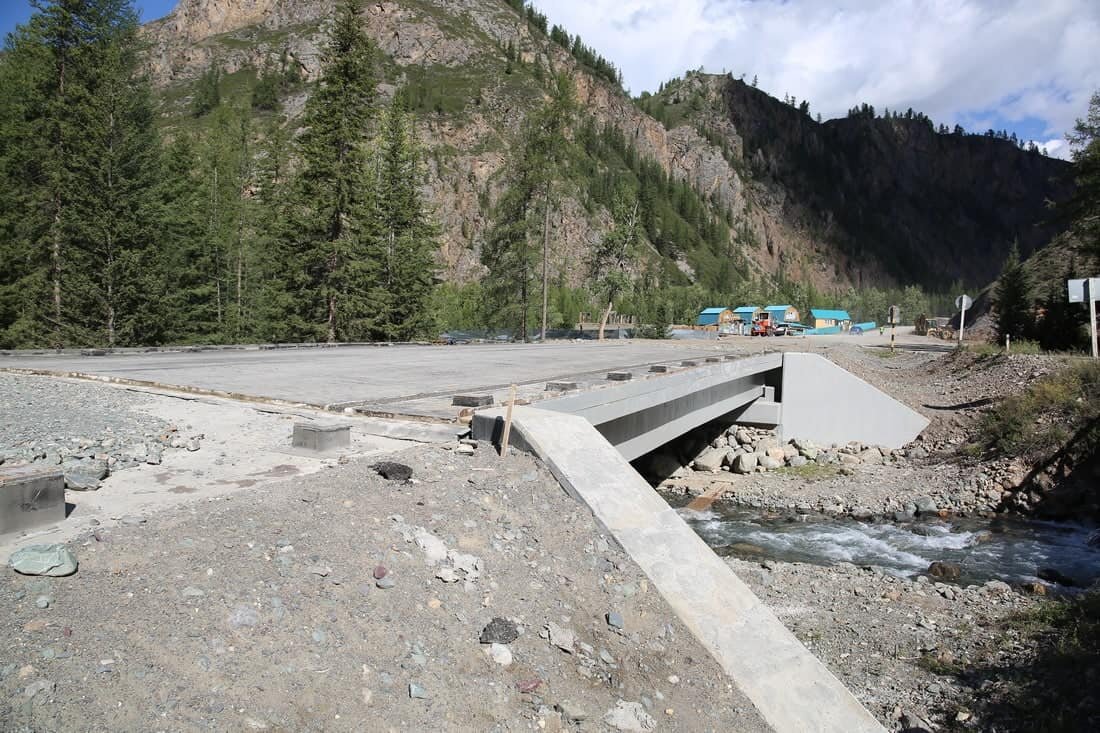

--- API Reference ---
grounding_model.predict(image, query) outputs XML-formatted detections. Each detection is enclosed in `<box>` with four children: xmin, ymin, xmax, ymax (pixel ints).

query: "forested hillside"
<box><xmin>0</xmin><ymin>0</ymin><xmax>1083</xmax><ymax>348</ymax></box>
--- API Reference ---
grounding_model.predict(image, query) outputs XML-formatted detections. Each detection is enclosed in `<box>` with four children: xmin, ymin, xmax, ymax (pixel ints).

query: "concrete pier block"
<box><xmin>452</xmin><ymin>394</ymin><xmax>494</xmax><ymax>407</ymax></box>
<box><xmin>545</xmin><ymin>382</ymin><xmax>579</xmax><ymax>391</ymax></box>
<box><xmin>706</xmin><ymin>357</ymin><xmax>722</xmax><ymax>363</ymax></box>
<box><xmin>680</xmin><ymin>360</ymin><xmax>699</xmax><ymax>367</ymax></box>
<box><xmin>606</xmin><ymin>372</ymin><xmax>633</xmax><ymax>381</ymax></box>
<box><xmin>648</xmin><ymin>365</ymin><xmax>669</xmax><ymax>373</ymax></box>
<box><xmin>292</xmin><ymin>422</ymin><xmax>351</xmax><ymax>453</ymax></box>
<box><xmin>1</xmin><ymin>466</ymin><xmax>65</xmax><ymax>535</ymax></box>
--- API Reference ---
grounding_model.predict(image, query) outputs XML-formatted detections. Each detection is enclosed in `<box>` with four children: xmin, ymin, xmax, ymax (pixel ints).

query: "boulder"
<box><xmin>766</xmin><ymin>447</ymin><xmax>787</xmax><ymax>462</ymax></box>
<box><xmin>692</xmin><ymin>447</ymin><xmax>726</xmax><ymax>473</ymax></box>
<box><xmin>859</xmin><ymin>447</ymin><xmax>883</xmax><ymax>463</ymax></box>
<box><xmin>927</xmin><ymin>561</ymin><xmax>962</xmax><ymax>581</ymax></box>
<box><xmin>754</xmin><ymin>437</ymin><xmax>779</xmax><ymax>452</ymax></box>
<box><xmin>791</xmin><ymin>437</ymin><xmax>816</xmax><ymax>452</ymax></box>
<box><xmin>734</xmin><ymin>429</ymin><xmax>753</xmax><ymax>446</ymax></box>
<box><xmin>759</xmin><ymin>455</ymin><xmax>782</xmax><ymax>470</ymax></box>
<box><xmin>914</xmin><ymin>496</ymin><xmax>938</xmax><ymax>514</ymax></box>
<box><xmin>787</xmin><ymin>455</ymin><xmax>808</xmax><ymax>468</ymax></box>
<box><xmin>838</xmin><ymin>453</ymin><xmax>860</xmax><ymax>465</ymax></box>
<box><xmin>9</xmin><ymin>545</ymin><xmax>78</xmax><ymax>577</ymax></box>
<box><xmin>782</xmin><ymin>445</ymin><xmax>798</xmax><ymax>460</ymax></box>
<box><xmin>733</xmin><ymin>453</ymin><xmax>758</xmax><ymax>474</ymax></box>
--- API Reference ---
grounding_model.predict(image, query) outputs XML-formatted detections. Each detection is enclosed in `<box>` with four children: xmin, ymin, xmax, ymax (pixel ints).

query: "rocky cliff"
<box><xmin>142</xmin><ymin>0</ymin><xmax>1071</xmax><ymax>295</ymax></box>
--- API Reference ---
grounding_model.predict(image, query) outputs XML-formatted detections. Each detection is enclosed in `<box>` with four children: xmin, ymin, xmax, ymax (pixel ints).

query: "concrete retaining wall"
<box><xmin>779</xmin><ymin>352</ymin><xmax>929</xmax><ymax>449</ymax></box>
<box><xmin>509</xmin><ymin>406</ymin><xmax>885</xmax><ymax>733</ymax></box>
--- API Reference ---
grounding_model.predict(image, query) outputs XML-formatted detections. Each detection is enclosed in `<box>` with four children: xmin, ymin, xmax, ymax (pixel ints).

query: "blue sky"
<box><xmin>4</xmin><ymin>0</ymin><xmax>1097</xmax><ymax>159</ymax></box>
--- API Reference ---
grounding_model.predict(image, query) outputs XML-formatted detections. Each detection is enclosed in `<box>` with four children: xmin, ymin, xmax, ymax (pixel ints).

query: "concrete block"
<box><xmin>545</xmin><ymin>382</ymin><xmax>580</xmax><ymax>392</ymax></box>
<box><xmin>606</xmin><ymin>372</ymin><xmax>633</xmax><ymax>381</ymax></box>
<box><xmin>291</xmin><ymin>422</ymin><xmax>351</xmax><ymax>452</ymax></box>
<box><xmin>452</xmin><ymin>394</ymin><xmax>494</xmax><ymax>407</ymax></box>
<box><xmin>1</xmin><ymin>466</ymin><xmax>65</xmax><ymax>535</ymax></box>
<box><xmin>680</xmin><ymin>360</ymin><xmax>699</xmax><ymax>367</ymax></box>
<box><xmin>706</xmin><ymin>357</ymin><xmax>722</xmax><ymax>363</ymax></box>
<box><xmin>648</xmin><ymin>365</ymin><xmax>669</xmax><ymax>373</ymax></box>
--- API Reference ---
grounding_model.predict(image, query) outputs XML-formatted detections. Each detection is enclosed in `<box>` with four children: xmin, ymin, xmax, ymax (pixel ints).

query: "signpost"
<box><xmin>1069</xmin><ymin>278</ymin><xmax>1100</xmax><ymax>359</ymax></box>
<box><xmin>888</xmin><ymin>305</ymin><xmax>900</xmax><ymax>353</ymax></box>
<box><xmin>955</xmin><ymin>294</ymin><xmax>973</xmax><ymax>346</ymax></box>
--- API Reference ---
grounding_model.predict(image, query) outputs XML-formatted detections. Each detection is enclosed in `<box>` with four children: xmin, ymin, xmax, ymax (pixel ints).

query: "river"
<box><xmin>672</xmin><ymin>498</ymin><xmax>1100</xmax><ymax>588</ymax></box>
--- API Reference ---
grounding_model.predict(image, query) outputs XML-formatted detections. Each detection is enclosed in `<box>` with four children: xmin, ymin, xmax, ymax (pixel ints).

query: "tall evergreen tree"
<box><xmin>277</xmin><ymin>0</ymin><xmax>380</xmax><ymax>342</ymax></box>
<box><xmin>993</xmin><ymin>243</ymin><xmax>1032</xmax><ymax>342</ymax></box>
<box><xmin>369</xmin><ymin>94</ymin><xmax>438</xmax><ymax>341</ymax></box>
<box><xmin>0</xmin><ymin>0</ymin><xmax>162</xmax><ymax>347</ymax></box>
<box><xmin>1064</xmin><ymin>90</ymin><xmax>1100</xmax><ymax>267</ymax></box>
<box><xmin>481</xmin><ymin>74</ymin><xmax>574</xmax><ymax>340</ymax></box>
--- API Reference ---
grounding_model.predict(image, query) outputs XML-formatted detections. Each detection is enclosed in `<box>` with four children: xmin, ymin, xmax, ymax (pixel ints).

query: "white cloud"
<box><xmin>537</xmin><ymin>0</ymin><xmax>1100</xmax><ymax>150</ymax></box>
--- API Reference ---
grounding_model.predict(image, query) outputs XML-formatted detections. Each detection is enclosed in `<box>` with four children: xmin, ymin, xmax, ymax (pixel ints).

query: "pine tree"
<box><xmin>0</xmin><ymin>0</ymin><xmax>162</xmax><ymax>347</ymax></box>
<box><xmin>192</xmin><ymin>64</ymin><xmax>221</xmax><ymax>117</ymax></box>
<box><xmin>481</xmin><ymin>74</ymin><xmax>575</xmax><ymax>340</ymax></box>
<box><xmin>368</xmin><ymin>94</ymin><xmax>439</xmax><ymax>341</ymax></box>
<box><xmin>278</xmin><ymin>0</ymin><xmax>380</xmax><ymax>343</ymax></box>
<box><xmin>993</xmin><ymin>243</ymin><xmax>1032</xmax><ymax>342</ymax></box>
<box><xmin>1064</xmin><ymin>90</ymin><xmax>1100</xmax><ymax>267</ymax></box>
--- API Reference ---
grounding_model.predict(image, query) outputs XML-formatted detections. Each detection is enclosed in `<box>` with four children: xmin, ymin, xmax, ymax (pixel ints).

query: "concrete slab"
<box><xmin>508</xmin><ymin>406</ymin><xmax>885</xmax><ymax>733</ymax></box>
<box><xmin>291</xmin><ymin>422</ymin><xmax>351</xmax><ymax>452</ymax></box>
<box><xmin>1</xmin><ymin>466</ymin><xmax>65</xmax><ymax>536</ymax></box>
<box><xmin>0</xmin><ymin>342</ymin><xmax>726</xmax><ymax>413</ymax></box>
<box><xmin>606</xmin><ymin>371</ymin><xmax>633</xmax><ymax>381</ymax></box>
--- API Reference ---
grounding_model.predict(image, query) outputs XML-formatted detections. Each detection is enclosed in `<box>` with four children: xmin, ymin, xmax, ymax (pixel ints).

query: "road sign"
<box><xmin>1071</xmin><ymin>278</ymin><xmax>1100</xmax><ymax>359</ymax></box>
<box><xmin>956</xmin><ymin>294</ymin><xmax>972</xmax><ymax>345</ymax></box>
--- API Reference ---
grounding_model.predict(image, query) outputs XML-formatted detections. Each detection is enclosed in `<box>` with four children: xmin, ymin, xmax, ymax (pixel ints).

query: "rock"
<box><xmin>547</xmin><ymin>622</ymin><xmax>575</xmax><ymax>653</ymax></box>
<box><xmin>799</xmin><ymin>447</ymin><xmax>820</xmax><ymax>460</ymax></box>
<box><xmin>185</xmin><ymin>439</ymin><xmax>201</xmax><ymax>451</ymax></box>
<box><xmin>606</xmin><ymin>611</ymin><xmax>624</xmax><ymax>630</ymax></box>
<box><xmin>754</xmin><ymin>437</ymin><xmax>779</xmax><ymax>452</ymax></box>
<box><xmin>408</xmin><ymin>683</ymin><xmax>428</xmax><ymax>699</ymax></box>
<box><xmin>229</xmin><ymin>605</ymin><xmax>260</xmax><ymax>628</ymax></box>
<box><xmin>983</xmin><ymin>579</ymin><xmax>1012</xmax><ymax>595</ymax></box>
<box><xmin>307</xmin><ymin>565</ymin><xmax>331</xmax><ymax>577</ymax></box>
<box><xmin>733</xmin><ymin>453</ymin><xmax>758</xmax><ymax>474</ymax></box>
<box><xmin>486</xmin><ymin>643</ymin><xmax>512</xmax><ymax>666</ymax></box>
<box><xmin>927</xmin><ymin>561</ymin><xmax>962</xmax><ymax>581</ymax></box>
<box><xmin>23</xmin><ymin>679</ymin><xmax>55</xmax><ymax>700</ymax></box>
<box><xmin>838</xmin><ymin>453</ymin><xmax>860</xmax><ymax>465</ymax></box>
<box><xmin>413</xmin><ymin>529</ymin><xmax>448</xmax><ymax>565</ymax></box>
<box><xmin>914</xmin><ymin>496</ymin><xmax>938</xmax><ymax>514</ymax></box>
<box><xmin>9</xmin><ymin>545</ymin><xmax>78</xmax><ymax>577</ymax></box>
<box><xmin>908</xmin><ymin>446</ymin><xmax>929</xmax><ymax>459</ymax></box>
<box><xmin>766</xmin><ymin>447</ymin><xmax>787</xmax><ymax>462</ymax></box>
<box><xmin>480</xmin><ymin>617</ymin><xmax>519</xmax><ymax>644</ymax></box>
<box><xmin>759</xmin><ymin>455</ymin><xmax>782</xmax><ymax>470</ymax></box>
<box><xmin>372</xmin><ymin>462</ymin><xmax>413</xmax><ymax>481</ymax></box>
<box><xmin>734</xmin><ymin>429</ymin><xmax>753</xmax><ymax>445</ymax></box>
<box><xmin>1021</xmin><ymin>581</ymin><xmax>1047</xmax><ymax>595</ymax></box>
<box><xmin>851</xmin><ymin>506</ymin><xmax>874</xmax><ymax>520</ymax></box>
<box><xmin>35</xmin><ymin>595</ymin><xmax>51</xmax><ymax>609</ymax></box>
<box><xmin>791</xmin><ymin>437</ymin><xmax>816</xmax><ymax>451</ymax></box>
<box><xmin>181</xmin><ymin>586</ymin><xmax>205</xmax><ymax>598</ymax></box>
<box><xmin>375</xmin><ymin>576</ymin><xmax>395</xmax><ymax>589</ymax></box>
<box><xmin>603</xmin><ymin>700</ymin><xmax>656</xmax><ymax>732</ymax></box>
<box><xmin>556</xmin><ymin>700</ymin><xmax>588</xmax><ymax>722</ymax></box>
<box><xmin>782</xmin><ymin>444</ymin><xmax>798</xmax><ymax>460</ymax></box>
<box><xmin>1037</xmin><ymin>568</ymin><xmax>1078</xmax><ymax>587</ymax></box>
<box><xmin>787</xmin><ymin>455</ymin><xmax>808</xmax><ymax>468</ymax></box>
<box><xmin>859</xmin><ymin>447</ymin><xmax>883</xmax><ymax>463</ymax></box>
<box><xmin>692</xmin><ymin>447</ymin><xmax>725</xmax><ymax>473</ymax></box>
<box><xmin>456</xmin><ymin>444</ymin><xmax>475</xmax><ymax>456</ymax></box>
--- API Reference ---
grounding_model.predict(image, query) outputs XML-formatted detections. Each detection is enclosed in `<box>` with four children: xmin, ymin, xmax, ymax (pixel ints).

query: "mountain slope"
<box><xmin>141</xmin><ymin>0</ymin><xmax>1072</xmax><ymax>302</ymax></box>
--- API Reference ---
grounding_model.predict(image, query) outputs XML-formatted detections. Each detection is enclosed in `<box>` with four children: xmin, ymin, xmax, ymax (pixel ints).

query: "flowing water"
<box><xmin>673</xmin><ymin>498</ymin><xmax>1100</xmax><ymax>588</ymax></box>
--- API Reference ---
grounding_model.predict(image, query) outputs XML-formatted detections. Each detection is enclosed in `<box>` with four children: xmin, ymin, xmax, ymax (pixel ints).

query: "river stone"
<box><xmin>754</xmin><ymin>437</ymin><xmax>779</xmax><ymax>452</ymax></box>
<box><xmin>782</xmin><ymin>445</ymin><xmax>798</xmax><ymax>459</ymax></box>
<box><xmin>692</xmin><ymin>447</ymin><xmax>725</xmax><ymax>473</ymax></box>
<box><xmin>759</xmin><ymin>455</ymin><xmax>782</xmax><ymax>470</ymax></box>
<box><xmin>372</xmin><ymin>462</ymin><xmax>413</xmax><ymax>481</ymax></box>
<box><xmin>9</xmin><ymin>545</ymin><xmax>78</xmax><ymax>577</ymax></box>
<box><xmin>733</xmin><ymin>453</ymin><xmax>758</xmax><ymax>474</ymax></box>
<box><xmin>734</xmin><ymin>429</ymin><xmax>754</xmax><ymax>446</ymax></box>
<box><xmin>766</xmin><ymin>447</ymin><xmax>787</xmax><ymax>462</ymax></box>
<box><xmin>927</xmin><ymin>561</ymin><xmax>962</xmax><ymax>580</ymax></box>
<box><xmin>914</xmin><ymin>496</ymin><xmax>938</xmax><ymax>514</ymax></box>
<box><xmin>788</xmin><ymin>455</ymin><xmax>808</xmax><ymax>468</ymax></box>
<box><xmin>859</xmin><ymin>447</ymin><xmax>883</xmax><ymax>463</ymax></box>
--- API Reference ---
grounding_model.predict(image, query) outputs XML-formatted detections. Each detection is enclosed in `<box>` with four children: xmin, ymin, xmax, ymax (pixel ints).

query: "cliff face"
<box><xmin>141</xmin><ymin>0</ymin><xmax>1071</xmax><ymax>294</ymax></box>
<box><xmin>721</xmin><ymin>79</ymin><xmax>1071</xmax><ymax>288</ymax></box>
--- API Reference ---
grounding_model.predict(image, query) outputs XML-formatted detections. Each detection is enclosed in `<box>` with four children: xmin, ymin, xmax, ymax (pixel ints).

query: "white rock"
<box><xmin>603</xmin><ymin>700</ymin><xmax>656</xmax><ymax>732</ymax></box>
<box><xmin>487</xmin><ymin>643</ymin><xmax>513</xmax><ymax>666</ymax></box>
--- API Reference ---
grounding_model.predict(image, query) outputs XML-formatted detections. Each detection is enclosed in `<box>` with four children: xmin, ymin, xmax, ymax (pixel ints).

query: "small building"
<box><xmin>696</xmin><ymin>307</ymin><xmax>735</xmax><ymax>331</ymax></box>
<box><xmin>809</xmin><ymin>309</ymin><xmax>852</xmax><ymax>329</ymax></box>
<box><xmin>732</xmin><ymin>306</ymin><xmax>761</xmax><ymax>322</ymax></box>
<box><xmin>764</xmin><ymin>305</ymin><xmax>799</xmax><ymax>324</ymax></box>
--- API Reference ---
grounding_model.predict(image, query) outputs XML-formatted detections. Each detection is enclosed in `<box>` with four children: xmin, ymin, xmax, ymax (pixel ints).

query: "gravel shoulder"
<box><xmin>2</xmin><ymin>439</ymin><xmax>768</xmax><ymax>731</ymax></box>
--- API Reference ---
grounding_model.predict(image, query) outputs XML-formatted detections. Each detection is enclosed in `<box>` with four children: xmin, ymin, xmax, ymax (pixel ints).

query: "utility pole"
<box><xmin>540</xmin><ymin>195</ymin><xmax>550</xmax><ymax>343</ymax></box>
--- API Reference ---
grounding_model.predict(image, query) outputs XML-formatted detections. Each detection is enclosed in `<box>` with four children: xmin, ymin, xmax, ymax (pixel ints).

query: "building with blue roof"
<box><xmin>696</xmin><ymin>307</ymin><xmax>734</xmax><ymax>329</ymax></box>
<box><xmin>764</xmin><ymin>305</ymin><xmax>799</xmax><ymax>323</ymax></box>
<box><xmin>810</xmin><ymin>309</ymin><xmax>853</xmax><ymax>329</ymax></box>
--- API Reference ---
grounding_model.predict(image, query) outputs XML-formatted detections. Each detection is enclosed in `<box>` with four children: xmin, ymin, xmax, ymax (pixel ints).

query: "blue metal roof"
<box><xmin>810</xmin><ymin>309</ymin><xmax>852</xmax><ymax>321</ymax></box>
<box><xmin>733</xmin><ymin>306</ymin><xmax>759</xmax><ymax>314</ymax></box>
<box><xmin>764</xmin><ymin>305</ymin><xmax>792</xmax><ymax>312</ymax></box>
<box><xmin>699</xmin><ymin>307</ymin><xmax>729</xmax><ymax>315</ymax></box>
